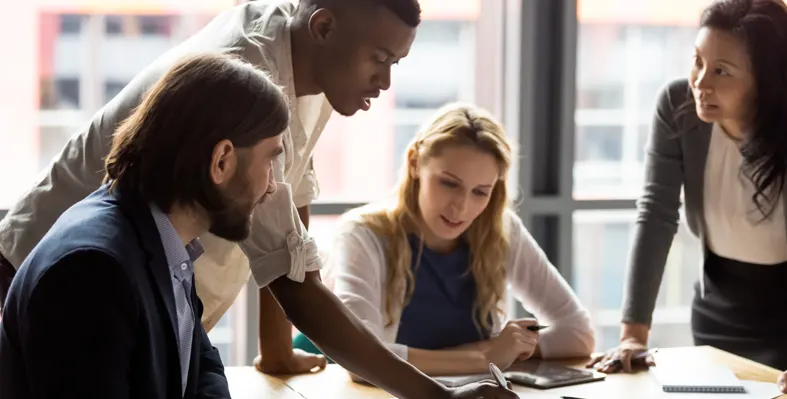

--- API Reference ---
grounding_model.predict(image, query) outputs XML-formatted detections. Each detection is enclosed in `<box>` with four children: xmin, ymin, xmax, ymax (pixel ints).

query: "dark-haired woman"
<box><xmin>586</xmin><ymin>0</ymin><xmax>787</xmax><ymax>388</ymax></box>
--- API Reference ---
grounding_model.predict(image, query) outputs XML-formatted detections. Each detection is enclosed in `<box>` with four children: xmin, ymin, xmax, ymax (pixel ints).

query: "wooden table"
<box><xmin>230</xmin><ymin>346</ymin><xmax>786</xmax><ymax>398</ymax></box>
<box><xmin>225</xmin><ymin>366</ymin><xmax>303</xmax><ymax>399</ymax></box>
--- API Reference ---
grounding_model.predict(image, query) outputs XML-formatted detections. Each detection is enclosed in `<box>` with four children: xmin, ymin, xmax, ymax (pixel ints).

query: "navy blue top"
<box><xmin>395</xmin><ymin>236</ymin><xmax>491</xmax><ymax>349</ymax></box>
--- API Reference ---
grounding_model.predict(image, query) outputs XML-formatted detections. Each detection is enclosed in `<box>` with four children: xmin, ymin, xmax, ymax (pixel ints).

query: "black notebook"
<box><xmin>650</xmin><ymin>365</ymin><xmax>746</xmax><ymax>393</ymax></box>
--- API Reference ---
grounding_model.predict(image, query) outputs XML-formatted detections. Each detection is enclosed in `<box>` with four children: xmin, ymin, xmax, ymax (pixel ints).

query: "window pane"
<box><xmin>0</xmin><ymin>6</ymin><xmax>222</xmax><ymax>209</ymax></box>
<box><xmin>313</xmin><ymin>1</ymin><xmax>497</xmax><ymax>203</ymax></box>
<box><xmin>573</xmin><ymin>2</ymin><xmax>709</xmax><ymax>199</ymax></box>
<box><xmin>573</xmin><ymin>210</ymin><xmax>701</xmax><ymax>350</ymax></box>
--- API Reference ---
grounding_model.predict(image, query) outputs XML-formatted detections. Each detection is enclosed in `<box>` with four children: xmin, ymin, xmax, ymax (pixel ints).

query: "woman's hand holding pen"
<box><xmin>483</xmin><ymin>319</ymin><xmax>541</xmax><ymax>370</ymax></box>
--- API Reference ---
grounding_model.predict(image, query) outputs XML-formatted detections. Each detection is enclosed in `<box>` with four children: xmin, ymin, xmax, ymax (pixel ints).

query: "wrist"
<box><xmin>620</xmin><ymin>323</ymin><xmax>650</xmax><ymax>345</ymax></box>
<box><xmin>258</xmin><ymin>346</ymin><xmax>294</xmax><ymax>368</ymax></box>
<box><xmin>476</xmin><ymin>345</ymin><xmax>493</xmax><ymax>369</ymax></box>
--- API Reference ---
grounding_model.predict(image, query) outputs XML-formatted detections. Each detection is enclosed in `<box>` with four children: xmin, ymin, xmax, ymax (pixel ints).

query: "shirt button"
<box><xmin>180</xmin><ymin>263</ymin><xmax>188</xmax><ymax>270</ymax></box>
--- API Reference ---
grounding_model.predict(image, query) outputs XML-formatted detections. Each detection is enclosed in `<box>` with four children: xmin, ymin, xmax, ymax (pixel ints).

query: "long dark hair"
<box><xmin>700</xmin><ymin>0</ymin><xmax>787</xmax><ymax>217</ymax></box>
<box><xmin>104</xmin><ymin>53</ymin><xmax>289</xmax><ymax>212</ymax></box>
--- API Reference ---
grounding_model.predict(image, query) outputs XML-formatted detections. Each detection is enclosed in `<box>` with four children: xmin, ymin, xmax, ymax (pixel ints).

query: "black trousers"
<box><xmin>691</xmin><ymin>250</ymin><xmax>787</xmax><ymax>370</ymax></box>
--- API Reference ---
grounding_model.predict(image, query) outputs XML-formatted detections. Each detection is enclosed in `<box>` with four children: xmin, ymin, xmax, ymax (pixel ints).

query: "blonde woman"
<box><xmin>294</xmin><ymin>103</ymin><xmax>595</xmax><ymax>376</ymax></box>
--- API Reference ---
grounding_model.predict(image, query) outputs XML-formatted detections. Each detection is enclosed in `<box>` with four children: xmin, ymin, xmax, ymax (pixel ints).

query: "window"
<box><xmin>104</xmin><ymin>81</ymin><xmax>127</xmax><ymax>103</ymax></box>
<box><xmin>575</xmin><ymin>125</ymin><xmax>623</xmax><ymax>162</ymax></box>
<box><xmin>106</xmin><ymin>15</ymin><xmax>174</xmax><ymax>36</ymax></box>
<box><xmin>0</xmin><ymin>6</ymin><xmax>225</xmax><ymax>209</ymax></box>
<box><xmin>573</xmin><ymin>210</ymin><xmax>701</xmax><ymax>349</ymax></box>
<box><xmin>573</xmin><ymin>0</ymin><xmax>714</xmax><ymax>349</ymax></box>
<box><xmin>59</xmin><ymin>14</ymin><xmax>84</xmax><ymax>35</ymax></box>
<box><xmin>574</xmin><ymin>6</ymin><xmax>704</xmax><ymax>200</ymax></box>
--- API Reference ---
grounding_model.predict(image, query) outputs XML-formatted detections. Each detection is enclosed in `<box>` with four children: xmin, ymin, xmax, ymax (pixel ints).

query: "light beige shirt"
<box><xmin>0</xmin><ymin>0</ymin><xmax>334</xmax><ymax>331</ymax></box>
<box><xmin>330</xmin><ymin>207</ymin><xmax>596</xmax><ymax>361</ymax></box>
<box><xmin>703</xmin><ymin>123</ymin><xmax>787</xmax><ymax>265</ymax></box>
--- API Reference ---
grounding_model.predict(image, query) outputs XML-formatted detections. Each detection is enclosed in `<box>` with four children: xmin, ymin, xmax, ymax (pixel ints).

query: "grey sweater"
<box><xmin>622</xmin><ymin>77</ymin><xmax>787</xmax><ymax>324</ymax></box>
<box><xmin>622</xmin><ymin>78</ymin><xmax>715</xmax><ymax>325</ymax></box>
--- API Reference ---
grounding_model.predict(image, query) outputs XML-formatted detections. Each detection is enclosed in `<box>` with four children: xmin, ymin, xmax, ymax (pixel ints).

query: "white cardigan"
<box><xmin>329</xmin><ymin>209</ymin><xmax>596</xmax><ymax>361</ymax></box>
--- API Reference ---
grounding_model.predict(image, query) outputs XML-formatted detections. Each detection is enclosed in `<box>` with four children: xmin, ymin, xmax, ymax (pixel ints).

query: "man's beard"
<box><xmin>207</xmin><ymin>169</ymin><xmax>258</xmax><ymax>242</ymax></box>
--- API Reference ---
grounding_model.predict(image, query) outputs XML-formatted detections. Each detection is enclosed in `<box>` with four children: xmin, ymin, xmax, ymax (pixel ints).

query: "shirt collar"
<box><xmin>149</xmin><ymin>204</ymin><xmax>204</xmax><ymax>277</ymax></box>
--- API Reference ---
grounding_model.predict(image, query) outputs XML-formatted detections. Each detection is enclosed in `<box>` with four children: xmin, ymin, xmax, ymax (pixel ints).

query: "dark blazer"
<box><xmin>0</xmin><ymin>185</ymin><xmax>231</xmax><ymax>399</ymax></box>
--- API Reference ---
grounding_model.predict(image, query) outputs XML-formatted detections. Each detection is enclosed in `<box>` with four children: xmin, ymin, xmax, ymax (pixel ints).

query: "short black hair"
<box><xmin>298</xmin><ymin>0</ymin><xmax>421</xmax><ymax>28</ymax></box>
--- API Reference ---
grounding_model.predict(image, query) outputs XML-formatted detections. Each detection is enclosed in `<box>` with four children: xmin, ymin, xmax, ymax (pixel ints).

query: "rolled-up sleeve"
<box><xmin>238</xmin><ymin>182</ymin><xmax>322</xmax><ymax>288</ymax></box>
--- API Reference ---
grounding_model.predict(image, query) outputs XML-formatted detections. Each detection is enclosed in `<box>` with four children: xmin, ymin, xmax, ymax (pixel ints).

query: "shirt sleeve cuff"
<box><xmin>284</xmin><ymin>231</ymin><xmax>321</xmax><ymax>282</ymax></box>
<box><xmin>247</xmin><ymin>231</ymin><xmax>321</xmax><ymax>287</ymax></box>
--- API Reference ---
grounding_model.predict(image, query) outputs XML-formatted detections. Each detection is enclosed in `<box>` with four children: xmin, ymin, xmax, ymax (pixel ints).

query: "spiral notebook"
<box><xmin>650</xmin><ymin>365</ymin><xmax>746</xmax><ymax>393</ymax></box>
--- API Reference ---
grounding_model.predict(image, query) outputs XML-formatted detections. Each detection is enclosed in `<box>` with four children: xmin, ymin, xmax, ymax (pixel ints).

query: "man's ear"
<box><xmin>210</xmin><ymin>139</ymin><xmax>237</xmax><ymax>185</ymax></box>
<box><xmin>308</xmin><ymin>8</ymin><xmax>337</xmax><ymax>45</ymax></box>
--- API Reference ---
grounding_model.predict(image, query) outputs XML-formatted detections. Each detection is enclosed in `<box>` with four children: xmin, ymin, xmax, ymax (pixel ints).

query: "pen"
<box><xmin>488</xmin><ymin>362</ymin><xmax>507</xmax><ymax>389</ymax></box>
<box><xmin>601</xmin><ymin>347</ymin><xmax>659</xmax><ymax>368</ymax></box>
<box><xmin>527</xmin><ymin>324</ymin><xmax>549</xmax><ymax>332</ymax></box>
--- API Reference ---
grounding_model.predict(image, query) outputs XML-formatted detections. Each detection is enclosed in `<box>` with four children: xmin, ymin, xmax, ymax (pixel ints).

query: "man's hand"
<box><xmin>448</xmin><ymin>381</ymin><xmax>518</xmax><ymax>399</ymax></box>
<box><xmin>778</xmin><ymin>369</ymin><xmax>787</xmax><ymax>393</ymax></box>
<box><xmin>254</xmin><ymin>348</ymin><xmax>327</xmax><ymax>375</ymax></box>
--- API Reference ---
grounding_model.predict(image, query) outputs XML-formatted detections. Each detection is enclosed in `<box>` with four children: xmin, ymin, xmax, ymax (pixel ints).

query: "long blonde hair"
<box><xmin>350</xmin><ymin>102</ymin><xmax>513</xmax><ymax>333</ymax></box>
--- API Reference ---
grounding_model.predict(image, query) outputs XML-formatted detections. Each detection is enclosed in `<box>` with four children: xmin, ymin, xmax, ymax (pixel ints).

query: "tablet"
<box><xmin>503</xmin><ymin>360</ymin><xmax>606</xmax><ymax>389</ymax></box>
